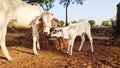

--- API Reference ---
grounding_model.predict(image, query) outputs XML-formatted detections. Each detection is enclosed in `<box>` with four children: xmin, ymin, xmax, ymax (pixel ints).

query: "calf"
<box><xmin>51</xmin><ymin>20</ymin><xmax>94</xmax><ymax>56</ymax></box>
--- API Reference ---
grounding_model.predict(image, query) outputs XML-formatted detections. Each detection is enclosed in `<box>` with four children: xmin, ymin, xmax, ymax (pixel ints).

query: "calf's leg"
<box><xmin>78</xmin><ymin>34</ymin><xmax>85</xmax><ymax>51</ymax></box>
<box><xmin>67</xmin><ymin>39</ymin><xmax>71</xmax><ymax>54</ymax></box>
<box><xmin>67</xmin><ymin>37</ymin><xmax>75</xmax><ymax>56</ymax></box>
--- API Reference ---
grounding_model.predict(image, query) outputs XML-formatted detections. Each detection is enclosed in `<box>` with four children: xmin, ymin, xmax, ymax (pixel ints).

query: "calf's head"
<box><xmin>50</xmin><ymin>27</ymin><xmax>63</xmax><ymax>38</ymax></box>
<box><xmin>50</xmin><ymin>26</ymin><xmax>70</xmax><ymax>39</ymax></box>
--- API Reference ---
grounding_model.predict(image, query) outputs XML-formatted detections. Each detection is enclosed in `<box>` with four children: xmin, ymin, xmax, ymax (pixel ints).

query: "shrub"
<box><xmin>59</xmin><ymin>20</ymin><xmax>64</xmax><ymax>26</ymax></box>
<box><xmin>88</xmin><ymin>20</ymin><xmax>95</xmax><ymax>27</ymax></box>
<box><xmin>102</xmin><ymin>20</ymin><xmax>109</xmax><ymax>26</ymax></box>
<box><xmin>71</xmin><ymin>20</ymin><xmax>77</xmax><ymax>23</ymax></box>
<box><xmin>110</xmin><ymin>19</ymin><xmax>116</xmax><ymax>26</ymax></box>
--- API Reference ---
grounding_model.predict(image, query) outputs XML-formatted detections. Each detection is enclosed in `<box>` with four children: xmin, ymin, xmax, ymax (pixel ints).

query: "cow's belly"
<box><xmin>15</xmin><ymin>12</ymin><xmax>41</xmax><ymax>28</ymax></box>
<box><xmin>13</xmin><ymin>5</ymin><xmax>43</xmax><ymax>28</ymax></box>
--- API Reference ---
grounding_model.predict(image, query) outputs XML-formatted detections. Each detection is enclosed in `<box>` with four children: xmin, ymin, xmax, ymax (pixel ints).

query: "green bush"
<box><xmin>71</xmin><ymin>21</ymin><xmax>77</xmax><ymax>23</ymax></box>
<box><xmin>110</xmin><ymin>19</ymin><xmax>116</xmax><ymax>26</ymax></box>
<box><xmin>59</xmin><ymin>20</ymin><xmax>64</xmax><ymax>26</ymax></box>
<box><xmin>88</xmin><ymin>20</ymin><xmax>95</xmax><ymax>26</ymax></box>
<box><xmin>102</xmin><ymin>20</ymin><xmax>109</xmax><ymax>26</ymax></box>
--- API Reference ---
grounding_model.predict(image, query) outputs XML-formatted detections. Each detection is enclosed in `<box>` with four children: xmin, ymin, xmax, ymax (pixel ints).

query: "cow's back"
<box><xmin>0</xmin><ymin>0</ymin><xmax>26</xmax><ymax>26</ymax></box>
<box><xmin>0</xmin><ymin>0</ymin><xmax>44</xmax><ymax>28</ymax></box>
<box><xmin>78</xmin><ymin>20</ymin><xmax>91</xmax><ymax>31</ymax></box>
<box><xmin>68</xmin><ymin>20</ymin><xmax>91</xmax><ymax>36</ymax></box>
<box><xmin>78</xmin><ymin>20</ymin><xmax>91</xmax><ymax>35</ymax></box>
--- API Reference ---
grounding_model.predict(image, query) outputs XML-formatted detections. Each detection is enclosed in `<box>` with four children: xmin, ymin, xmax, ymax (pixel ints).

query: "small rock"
<box><xmin>87</xmin><ymin>65</ymin><xmax>92</xmax><ymax>68</ymax></box>
<box><xmin>83</xmin><ymin>63</ymin><xmax>87</xmax><ymax>66</ymax></box>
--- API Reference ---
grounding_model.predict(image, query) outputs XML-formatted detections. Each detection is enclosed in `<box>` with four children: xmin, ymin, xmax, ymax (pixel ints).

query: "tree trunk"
<box><xmin>65</xmin><ymin>0</ymin><xmax>71</xmax><ymax>26</ymax></box>
<box><xmin>65</xmin><ymin>6</ymin><xmax>68</xmax><ymax>26</ymax></box>
<box><xmin>110</xmin><ymin>3</ymin><xmax>120</xmax><ymax>40</ymax></box>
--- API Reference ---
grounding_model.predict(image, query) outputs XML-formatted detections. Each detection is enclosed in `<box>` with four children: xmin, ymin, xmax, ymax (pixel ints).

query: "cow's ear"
<box><xmin>52</xmin><ymin>18</ymin><xmax>59</xmax><ymax>23</ymax></box>
<box><xmin>37</xmin><ymin>21</ymin><xmax>44</xmax><ymax>32</ymax></box>
<box><xmin>38</xmin><ymin>17</ymin><xmax>43</xmax><ymax>23</ymax></box>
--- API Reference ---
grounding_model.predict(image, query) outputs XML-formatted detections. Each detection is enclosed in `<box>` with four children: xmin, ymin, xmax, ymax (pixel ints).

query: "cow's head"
<box><xmin>39</xmin><ymin>12</ymin><xmax>59</xmax><ymax>35</ymax></box>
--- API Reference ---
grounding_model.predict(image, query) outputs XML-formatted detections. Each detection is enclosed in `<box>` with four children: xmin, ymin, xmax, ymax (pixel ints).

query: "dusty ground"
<box><xmin>0</xmin><ymin>27</ymin><xmax>120</xmax><ymax>68</ymax></box>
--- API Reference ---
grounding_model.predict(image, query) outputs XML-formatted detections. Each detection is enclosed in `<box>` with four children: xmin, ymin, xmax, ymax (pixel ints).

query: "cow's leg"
<box><xmin>32</xmin><ymin>26</ymin><xmax>38</xmax><ymax>55</ymax></box>
<box><xmin>36</xmin><ymin>31</ymin><xmax>40</xmax><ymax>50</ymax></box>
<box><xmin>0</xmin><ymin>27</ymin><xmax>13</xmax><ymax>61</ymax></box>
<box><xmin>78</xmin><ymin>34</ymin><xmax>85</xmax><ymax>51</ymax></box>
<box><xmin>86</xmin><ymin>30</ymin><xmax>94</xmax><ymax>52</ymax></box>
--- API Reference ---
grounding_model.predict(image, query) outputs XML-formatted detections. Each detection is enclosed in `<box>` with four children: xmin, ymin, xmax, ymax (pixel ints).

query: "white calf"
<box><xmin>29</xmin><ymin>12</ymin><xmax>59</xmax><ymax>55</ymax></box>
<box><xmin>51</xmin><ymin>20</ymin><xmax>94</xmax><ymax>56</ymax></box>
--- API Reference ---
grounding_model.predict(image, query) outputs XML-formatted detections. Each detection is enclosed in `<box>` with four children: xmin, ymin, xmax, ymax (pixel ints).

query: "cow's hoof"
<box><xmin>38</xmin><ymin>48</ymin><xmax>40</xmax><ymax>50</ymax></box>
<box><xmin>91</xmin><ymin>49</ymin><xmax>94</xmax><ymax>53</ymax></box>
<box><xmin>34</xmin><ymin>52</ymin><xmax>38</xmax><ymax>55</ymax></box>
<box><xmin>7</xmin><ymin>57</ymin><xmax>13</xmax><ymax>61</ymax></box>
<box><xmin>66</xmin><ymin>51</ymin><xmax>70</xmax><ymax>54</ymax></box>
<box><xmin>78</xmin><ymin>49</ymin><xmax>81</xmax><ymax>51</ymax></box>
<box><xmin>68</xmin><ymin>53</ymin><xmax>72</xmax><ymax>56</ymax></box>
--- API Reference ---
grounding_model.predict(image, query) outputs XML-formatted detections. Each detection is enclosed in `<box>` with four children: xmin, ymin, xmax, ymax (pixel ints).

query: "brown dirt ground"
<box><xmin>0</xmin><ymin>27</ymin><xmax>120</xmax><ymax>68</ymax></box>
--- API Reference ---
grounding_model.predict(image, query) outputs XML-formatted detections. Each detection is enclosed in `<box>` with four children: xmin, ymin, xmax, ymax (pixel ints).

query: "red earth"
<box><xmin>0</xmin><ymin>27</ymin><xmax>120</xmax><ymax>68</ymax></box>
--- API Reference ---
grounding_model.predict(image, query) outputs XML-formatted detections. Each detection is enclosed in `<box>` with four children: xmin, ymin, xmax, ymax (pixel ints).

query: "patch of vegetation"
<box><xmin>88</xmin><ymin>20</ymin><xmax>95</xmax><ymax>27</ymax></box>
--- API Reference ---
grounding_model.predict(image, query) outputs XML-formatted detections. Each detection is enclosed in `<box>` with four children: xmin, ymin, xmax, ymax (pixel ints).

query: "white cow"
<box><xmin>51</xmin><ymin>20</ymin><xmax>94</xmax><ymax>56</ymax></box>
<box><xmin>0</xmin><ymin>0</ymin><xmax>44</xmax><ymax>61</ymax></box>
<box><xmin>29</xmin><ymin>12</ymin><xmax>59</xmax><ymax>55</ymax></box>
